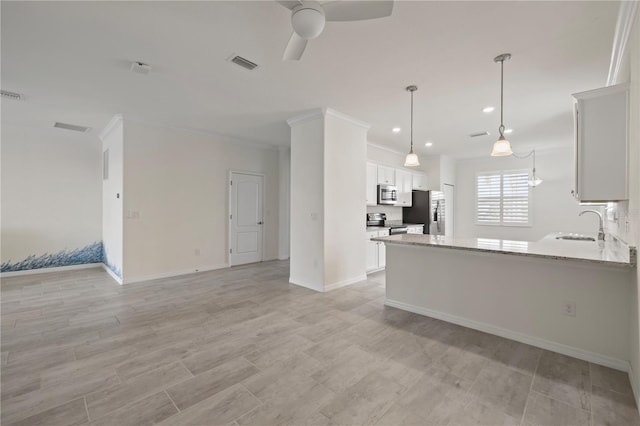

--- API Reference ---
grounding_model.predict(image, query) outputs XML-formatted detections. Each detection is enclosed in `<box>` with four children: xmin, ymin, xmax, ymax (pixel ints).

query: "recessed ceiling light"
<box><xmin>482</xmin><ymin>106</ymin><xmax>495</xmax><ymax>113</ymax></box>
<box><xmin>392</xmin><ymin>127</ymin><xmax>401</xmax><ymax>133</ymax></box>
<box><xmin>504</xmin><ymin>128</ymin><xmax>513</xmax><ymax>134</ymax></box>
<box><xmin>425</xmin><ymin>142</ymin><xmax>433</xmax><ymax>147</ymax></box>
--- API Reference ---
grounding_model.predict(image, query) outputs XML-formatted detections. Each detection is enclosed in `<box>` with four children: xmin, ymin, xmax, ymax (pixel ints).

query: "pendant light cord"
<box><xmin>410</xmin><ymin>89</ymin><xmax>414</xmax><ymax>152</ymax></box>
<box><xmin>499</xmin><ymin>58</ymin><xmax>505</xmax><ymax>137</ymax></box>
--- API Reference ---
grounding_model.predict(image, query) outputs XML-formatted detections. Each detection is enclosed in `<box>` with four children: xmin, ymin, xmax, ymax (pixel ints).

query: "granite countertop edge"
<box><xmin>371</xmin><ymin>233</ymin><xmax>637</xmax><ymax>268</ymax></box>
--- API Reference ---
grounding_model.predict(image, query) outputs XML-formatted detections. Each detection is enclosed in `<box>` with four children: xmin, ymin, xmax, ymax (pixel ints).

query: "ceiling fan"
<box><xmin>276</xmin><ymin>0</ymin><xmax>394</xmax><ymax>61</ymax></box>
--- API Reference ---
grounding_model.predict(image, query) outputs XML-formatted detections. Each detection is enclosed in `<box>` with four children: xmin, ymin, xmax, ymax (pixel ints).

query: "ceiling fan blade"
<box><xmin>276</xmin><ymin>0</ymin><xmax>302</xmax><ymax>11</ymax></box>
<box><xmin>283</xmin><ymin>32</ymin><xmax>308</xmax><ymax>61</ymax></box>
<box><xmin>323</xmin><ymin>0</ymin><xmax>394</xmax><ymax>21</ymax></box>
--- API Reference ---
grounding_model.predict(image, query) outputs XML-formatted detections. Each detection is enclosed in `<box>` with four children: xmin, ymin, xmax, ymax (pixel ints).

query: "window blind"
<box><xmin>476</xmin><ymin>170</ymin><xmax>530</xmax><ymax>226</ymax></box>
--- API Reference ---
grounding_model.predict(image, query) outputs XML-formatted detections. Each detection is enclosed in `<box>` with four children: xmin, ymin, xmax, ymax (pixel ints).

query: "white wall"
<box><xmin>122</xmin><ymin>120</ymin><xmax>280</xmax><ymax>283</ymax></box>
<box><xmin>455</xmin><ymin>148</ymin><xmax>597</xmax><ymax>241</ymax></box>
<box><xmin>1</xmin><ymin>124</ymin><xmax>102</xmax><ymax>272</ymax></box>
<box><xmin>324</xmin><ymin>112</ymin><xmax>367</xmax><ymax>289</ymax></box>
<box><xmin>290</xmin><ymin>115</ymin><xmax>325</xmax><ymax>291</ymax></box>
<box><xmin>101</xmin><ymin>116</ymin><xmax>124</xmax><ymax>279</ymax></box>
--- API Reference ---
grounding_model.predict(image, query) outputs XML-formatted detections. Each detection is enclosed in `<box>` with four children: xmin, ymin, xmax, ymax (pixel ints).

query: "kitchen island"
<box><xmin>372</xmin><ymin>233</ymin><xmax>636</xmax><ymax>371</ymax></box>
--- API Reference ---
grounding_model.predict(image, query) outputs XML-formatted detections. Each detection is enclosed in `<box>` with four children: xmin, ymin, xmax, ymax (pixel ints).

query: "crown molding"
<box><xmin>286</xmin><ymin>109</ymin><xmax>324</xmax><ymax>127</ymax></box>
<box><xmin>324</xmin><ymin>108</ymin><xmax>371</xmax><ymax>130</ymax></box>
<box><xmin>125</xmin><ymin>117</ymin><xmax>282</xmax><ymax>151</ymax></box>
<box><xmin>367</xmin><ymin>141</ymin><xmax>406</xmax><ymax>156</ymax></box>
<box><xmin>99</xmin><ymin>114</ymin><xmax>123</xmax><ymax>141</ymax></box>
<box><xmin>607</xmin><ymin>0</ymin><xmax>638</xmax><ymax>86</ymax></box>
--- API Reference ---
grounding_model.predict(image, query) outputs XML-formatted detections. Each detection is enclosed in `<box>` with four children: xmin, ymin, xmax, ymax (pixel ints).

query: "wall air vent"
<box><xmin>130</xmin><ymin>61</ymin><xmax>151</xmax><ymax>74</ymax></box>
<box><xmin>469</xmin><ymin>131</ymin><xmax>490</xmax><ymax>138</ymax></box>
<box><xmin>1</xmin><ymin>90</ymin><xmax>24</xmax><ymax>101</ymax></box>
<box><xmin>54</xmin><ymin>122</ymin><xmax>92</xmax><ymax>133</ymax></box>
<box><xmin>229</xmin><ymin>54</ymin><xmax>259</xmax><ymax>71</ymax></box>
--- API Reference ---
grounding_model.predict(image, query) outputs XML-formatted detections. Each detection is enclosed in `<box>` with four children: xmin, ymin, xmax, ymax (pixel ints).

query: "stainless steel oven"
<box><xmin>377</xmin><ymin>184</ymin><xmax>397</xmax><ymax>205</ymax></box>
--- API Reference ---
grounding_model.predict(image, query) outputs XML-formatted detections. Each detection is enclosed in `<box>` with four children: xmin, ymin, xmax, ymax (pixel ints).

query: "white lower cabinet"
<box><xmin>366</xmin><ymin>229</ymin><xmax>389</xmax><ymax>273</ymax></box>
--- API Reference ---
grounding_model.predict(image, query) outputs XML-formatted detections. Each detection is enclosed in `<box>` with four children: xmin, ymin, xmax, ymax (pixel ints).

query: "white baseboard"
<box><xmin>385</xmin><ymin>298</ymin><xmax>631</xmax><ymax>373</ymax></box>
<box><xmin>366</xmin><ymin>267</ymin><xmax>385</xmax><ymax>274</ymax></box>
<box><xmin>1</xmin><ymin>263</ymin><xmax>102</xmax><ymax>278</ymax></box>
<box><xmin>324</xmin><ymin>274</ymin><xmax>368</xmax><ymax>292</ymax></box>
<box><xmin>289</xmin><ymin>276</ymin><xmax>322</xmax><ymax>292</ymax></box>
<box><xmin>101</xmin><ymin>263</ymin><xmax>123</xmax><ymax>285</ymax></box>
<box><xmin>123</xmin><ymin>263</ymin><xmax>228</xmax><ymax>284</ymax></box>
<box><xmin>630</xmin><ymin>362</ymin><xmax>640</xmax><ymax>411</ymax></box>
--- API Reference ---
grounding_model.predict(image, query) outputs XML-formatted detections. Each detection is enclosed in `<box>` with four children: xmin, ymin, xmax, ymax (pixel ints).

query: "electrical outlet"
<box><xmin>194</xmin><ymin>249</ymin><xmax>200</xmax><ymax>256</ymax></box>
<box><xmin>563</xmin><ymin>301</ymin><xmax>576</xmax><ymax>317</ymax></box>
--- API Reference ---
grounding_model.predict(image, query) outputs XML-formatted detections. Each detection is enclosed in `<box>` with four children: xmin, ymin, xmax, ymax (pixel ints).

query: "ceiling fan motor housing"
<box><xmin>292</xmin><ymin>2</ymin><xmax>325</xmax><ymax>39</ymax></box>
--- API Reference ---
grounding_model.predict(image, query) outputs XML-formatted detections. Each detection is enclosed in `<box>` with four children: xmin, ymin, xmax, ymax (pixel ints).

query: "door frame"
<box><xmin>228</xmin><ymin>170</ymin><xmax>266</xmax><ymax>267</ymax></box>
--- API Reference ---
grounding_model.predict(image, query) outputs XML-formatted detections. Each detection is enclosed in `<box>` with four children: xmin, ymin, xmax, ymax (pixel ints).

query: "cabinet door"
<box><xmin>573</xmin><ymin>84</ymin><xmax>628</xmax><ymax>202</ymax></box>
<box><xmin>366</xmin><ymin>163</ymin><xmax>378</xmax><ymax>206</ymax></box>
<box><xmin>377</xmin><ymin>165</ymin><xmax>395</xmax><ymax>185</ymax></box>
<box><xmin>378</xmin><ymin>241</ymin><xmax>386</xmax><ymax>269</ymax></box>
<box><xmin>412</xmin><ymin>172</ymin><xmax>427</xmax><ymax>191</ymax></box>
<box><xmin>395</xmin><ymin>169</ymin><xmax>413</xmax><ymax>207</ymax></box>
<box><xmin>366</xmin><ymin>232</ymin><xmax>379</xmax><ymax>272</ymax></box>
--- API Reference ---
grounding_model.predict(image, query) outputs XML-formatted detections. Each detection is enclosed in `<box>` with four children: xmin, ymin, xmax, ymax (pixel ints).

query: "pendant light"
<box><xmin>512</xmin><ymin>148</ymin><xmax>544</xmax><ymax>187</ymax></box>
<box><xmin>404</xmin><ymin>85</ymin><xmax>420</xmax><ymax>167</ymax></box>
<box><xmin>528</xmin><ymin>149</ymin><xmax>543</xmax><ymax>187</ymax></box>
<box><xmin>491</xmin><ymin>53</ymin><xmax>513</xmax><ymax>157</ymax></box>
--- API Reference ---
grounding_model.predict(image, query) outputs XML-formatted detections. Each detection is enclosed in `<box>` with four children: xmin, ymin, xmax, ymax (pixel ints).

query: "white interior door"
<box><xmin>229</xmin><ymin>172</ymin><xmax>264</xmax><ymax>266</ymax></box>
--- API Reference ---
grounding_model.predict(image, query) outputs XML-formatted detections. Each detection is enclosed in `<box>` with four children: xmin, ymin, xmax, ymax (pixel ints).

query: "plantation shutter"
<box><xmin>476</xmin><ymin>173</ymin><xmax>501</xmax><ymax>224</ymax></box>
<box><xmin>502</xmin><ymin>171</ymin><xmax>530</xmax><ymax>225</ymax></box>
<box><xmin>476</xmin><ymin>170</ymin><xmax>530</xmax><ymax>226</ymax></box>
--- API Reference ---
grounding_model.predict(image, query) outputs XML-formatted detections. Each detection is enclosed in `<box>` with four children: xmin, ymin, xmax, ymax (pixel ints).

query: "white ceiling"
<box><xmin>1</xmin><ymin>1</ymin><xmax>620</xmax><ymax>158</ymax></box>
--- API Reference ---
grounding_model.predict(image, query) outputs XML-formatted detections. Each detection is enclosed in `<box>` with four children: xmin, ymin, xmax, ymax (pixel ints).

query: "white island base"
<box><xmin>383</xmin><ymin>242</ymin><xmax>634</xmax><ymax>372</ymax></box>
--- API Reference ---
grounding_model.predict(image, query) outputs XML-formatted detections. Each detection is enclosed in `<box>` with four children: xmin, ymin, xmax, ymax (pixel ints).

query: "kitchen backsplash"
<box><xmin>604</xmin><ymin>200</ymin><xmax>639</xmax><ymax>246</ymax></box>
<box><xmin>367</xmin><ymin>205</ymin><xmax>403</xmax><ymax>222</ymax></box>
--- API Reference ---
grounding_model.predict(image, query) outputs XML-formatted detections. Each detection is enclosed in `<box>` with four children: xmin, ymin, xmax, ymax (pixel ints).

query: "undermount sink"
<box><xmin>556</xmin><ymin>235</ymin><xmax>596</xmax><ymax>241</ymax></box>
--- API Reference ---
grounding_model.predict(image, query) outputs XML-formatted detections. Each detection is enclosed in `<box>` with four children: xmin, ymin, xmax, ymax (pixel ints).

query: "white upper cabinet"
<box><xmin>412</xmin><ymin>172</ymin><xmax>427</xmax><ymax>191</ymax></box>
<box><xmin>366</xmin><ymin>162</ymin><xmax>378</xmax><ymax>206</ymax></box>
<box><xmin>572</xmin><ymin>83</ymin><xmax>629</xmax><ymax>203</ymax></box>
<box><xmin>395</xmin><ymin>169</ymin><xmax>413</xmax><ymax>207</ymax></box>
<box><xmin>377</xmin><ymin>165</ymin><xmax>395</xmax><ymax>185</ymax></box>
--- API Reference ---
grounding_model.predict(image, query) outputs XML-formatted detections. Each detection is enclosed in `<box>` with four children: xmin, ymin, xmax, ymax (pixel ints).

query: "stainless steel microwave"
<box><xmin>377</xmin><ymin>184</ymin><xmax>397</xmax><ymax>205</ymax></box>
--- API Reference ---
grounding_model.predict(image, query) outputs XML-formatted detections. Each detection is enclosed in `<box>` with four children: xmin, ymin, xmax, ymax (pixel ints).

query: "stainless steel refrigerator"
<box><xmin>402</xmin><ymin>190</ymin><xmax>445</xmax><ymax>235</ymax></box>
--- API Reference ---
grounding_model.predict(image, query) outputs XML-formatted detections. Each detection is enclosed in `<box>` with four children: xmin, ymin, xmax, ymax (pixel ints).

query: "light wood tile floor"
<box><xmin>1</xmin><ymin>261</ymin><xmax>638</xmax><ymax>426</ymax></box>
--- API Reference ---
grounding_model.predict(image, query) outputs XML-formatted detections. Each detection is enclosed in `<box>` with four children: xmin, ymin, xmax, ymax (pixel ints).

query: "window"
<box><xmin>476</xmin><ymin>170</ymin><xmax>530</xmax><ymax>226</ymax></box>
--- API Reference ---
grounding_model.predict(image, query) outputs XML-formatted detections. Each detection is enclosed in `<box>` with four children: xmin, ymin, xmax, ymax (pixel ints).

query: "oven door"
<box><xmin>378</xmin><ymin>185</ymin><xmax>397</xmax><ymax>205</ymax></box>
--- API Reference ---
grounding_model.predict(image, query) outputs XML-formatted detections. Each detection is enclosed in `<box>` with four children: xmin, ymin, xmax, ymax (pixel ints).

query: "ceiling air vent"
<box><xmin>1</xmin><ymin>90</ymin><xmax>24</xmax><ymax>101</ymax></box>
<box><xmin>130</xmin><ymin>61</ymin><xmax>151</xmax><ymax>75</ymax></box>
<box><xmin>469</xmin><ymin>131</ymin><xmax>490</xmax><ymax>138</ymax></box>
<box><xmin>54</xmin><ymin>122</ymin><xmax>92</xmax><ymax>133</ymax></box>
<box><xmin>229</xmin><ymin>55</ymin><xmax>259</xmax><ymax>71</ymax></box>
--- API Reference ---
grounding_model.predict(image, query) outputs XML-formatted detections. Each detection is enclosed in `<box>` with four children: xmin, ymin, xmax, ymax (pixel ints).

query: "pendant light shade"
<box><xmin>404</xmin><ymin>151</ymin><xmax>420</xmax><ymax>167</ymax></box>
<box><xmin>404</xmin><ymin>85</ymin><xmax>420</xmax><ymax>167</ymax></box>
<box><xmin>491</xmin><ymin>135</ymin><xmax>513</xmax><ymax>156</ymax></box>
<box><xmin>491</xmin><ymin>53</ymin><xmax>513</xmax><ymax>157</ymax></box>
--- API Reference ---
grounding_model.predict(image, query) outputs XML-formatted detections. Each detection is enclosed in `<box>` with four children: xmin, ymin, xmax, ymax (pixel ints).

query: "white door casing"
<box><xmin>443</xmin><ymin>183</ymin><xmax>455</xmax><ymax>237</ymax></box>
<box><xmin>229</xmin><ymin>172</ymin><xmax>264</xmax><ymax>266</ymax></box>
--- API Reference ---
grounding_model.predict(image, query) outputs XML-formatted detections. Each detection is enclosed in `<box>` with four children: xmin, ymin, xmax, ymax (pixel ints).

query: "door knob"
<box><xmin>258</xmin><ymin>221</ymin><xmax>263</xmax><ymax>225</ymax></box>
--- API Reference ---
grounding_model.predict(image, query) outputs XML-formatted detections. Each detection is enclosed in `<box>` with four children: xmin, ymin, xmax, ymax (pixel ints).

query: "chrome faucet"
<box><xmin>579</xmin><ymin>210</ymin><xmax>605</xmax><ymax>241</ymax></box>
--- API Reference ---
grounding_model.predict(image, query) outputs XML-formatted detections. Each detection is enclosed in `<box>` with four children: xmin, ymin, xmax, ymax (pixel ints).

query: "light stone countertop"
<box><xmin>371</xmin><ymin>232</ymin><xmax>637</xmax><ymax>268</ymax></box>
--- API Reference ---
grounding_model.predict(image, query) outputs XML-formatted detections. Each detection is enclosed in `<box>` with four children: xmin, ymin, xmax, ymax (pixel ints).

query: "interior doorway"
<box><xmin>229</xmin><ymin>171</ymin><xmax>264</xmax><ymax>266</ymax></box>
